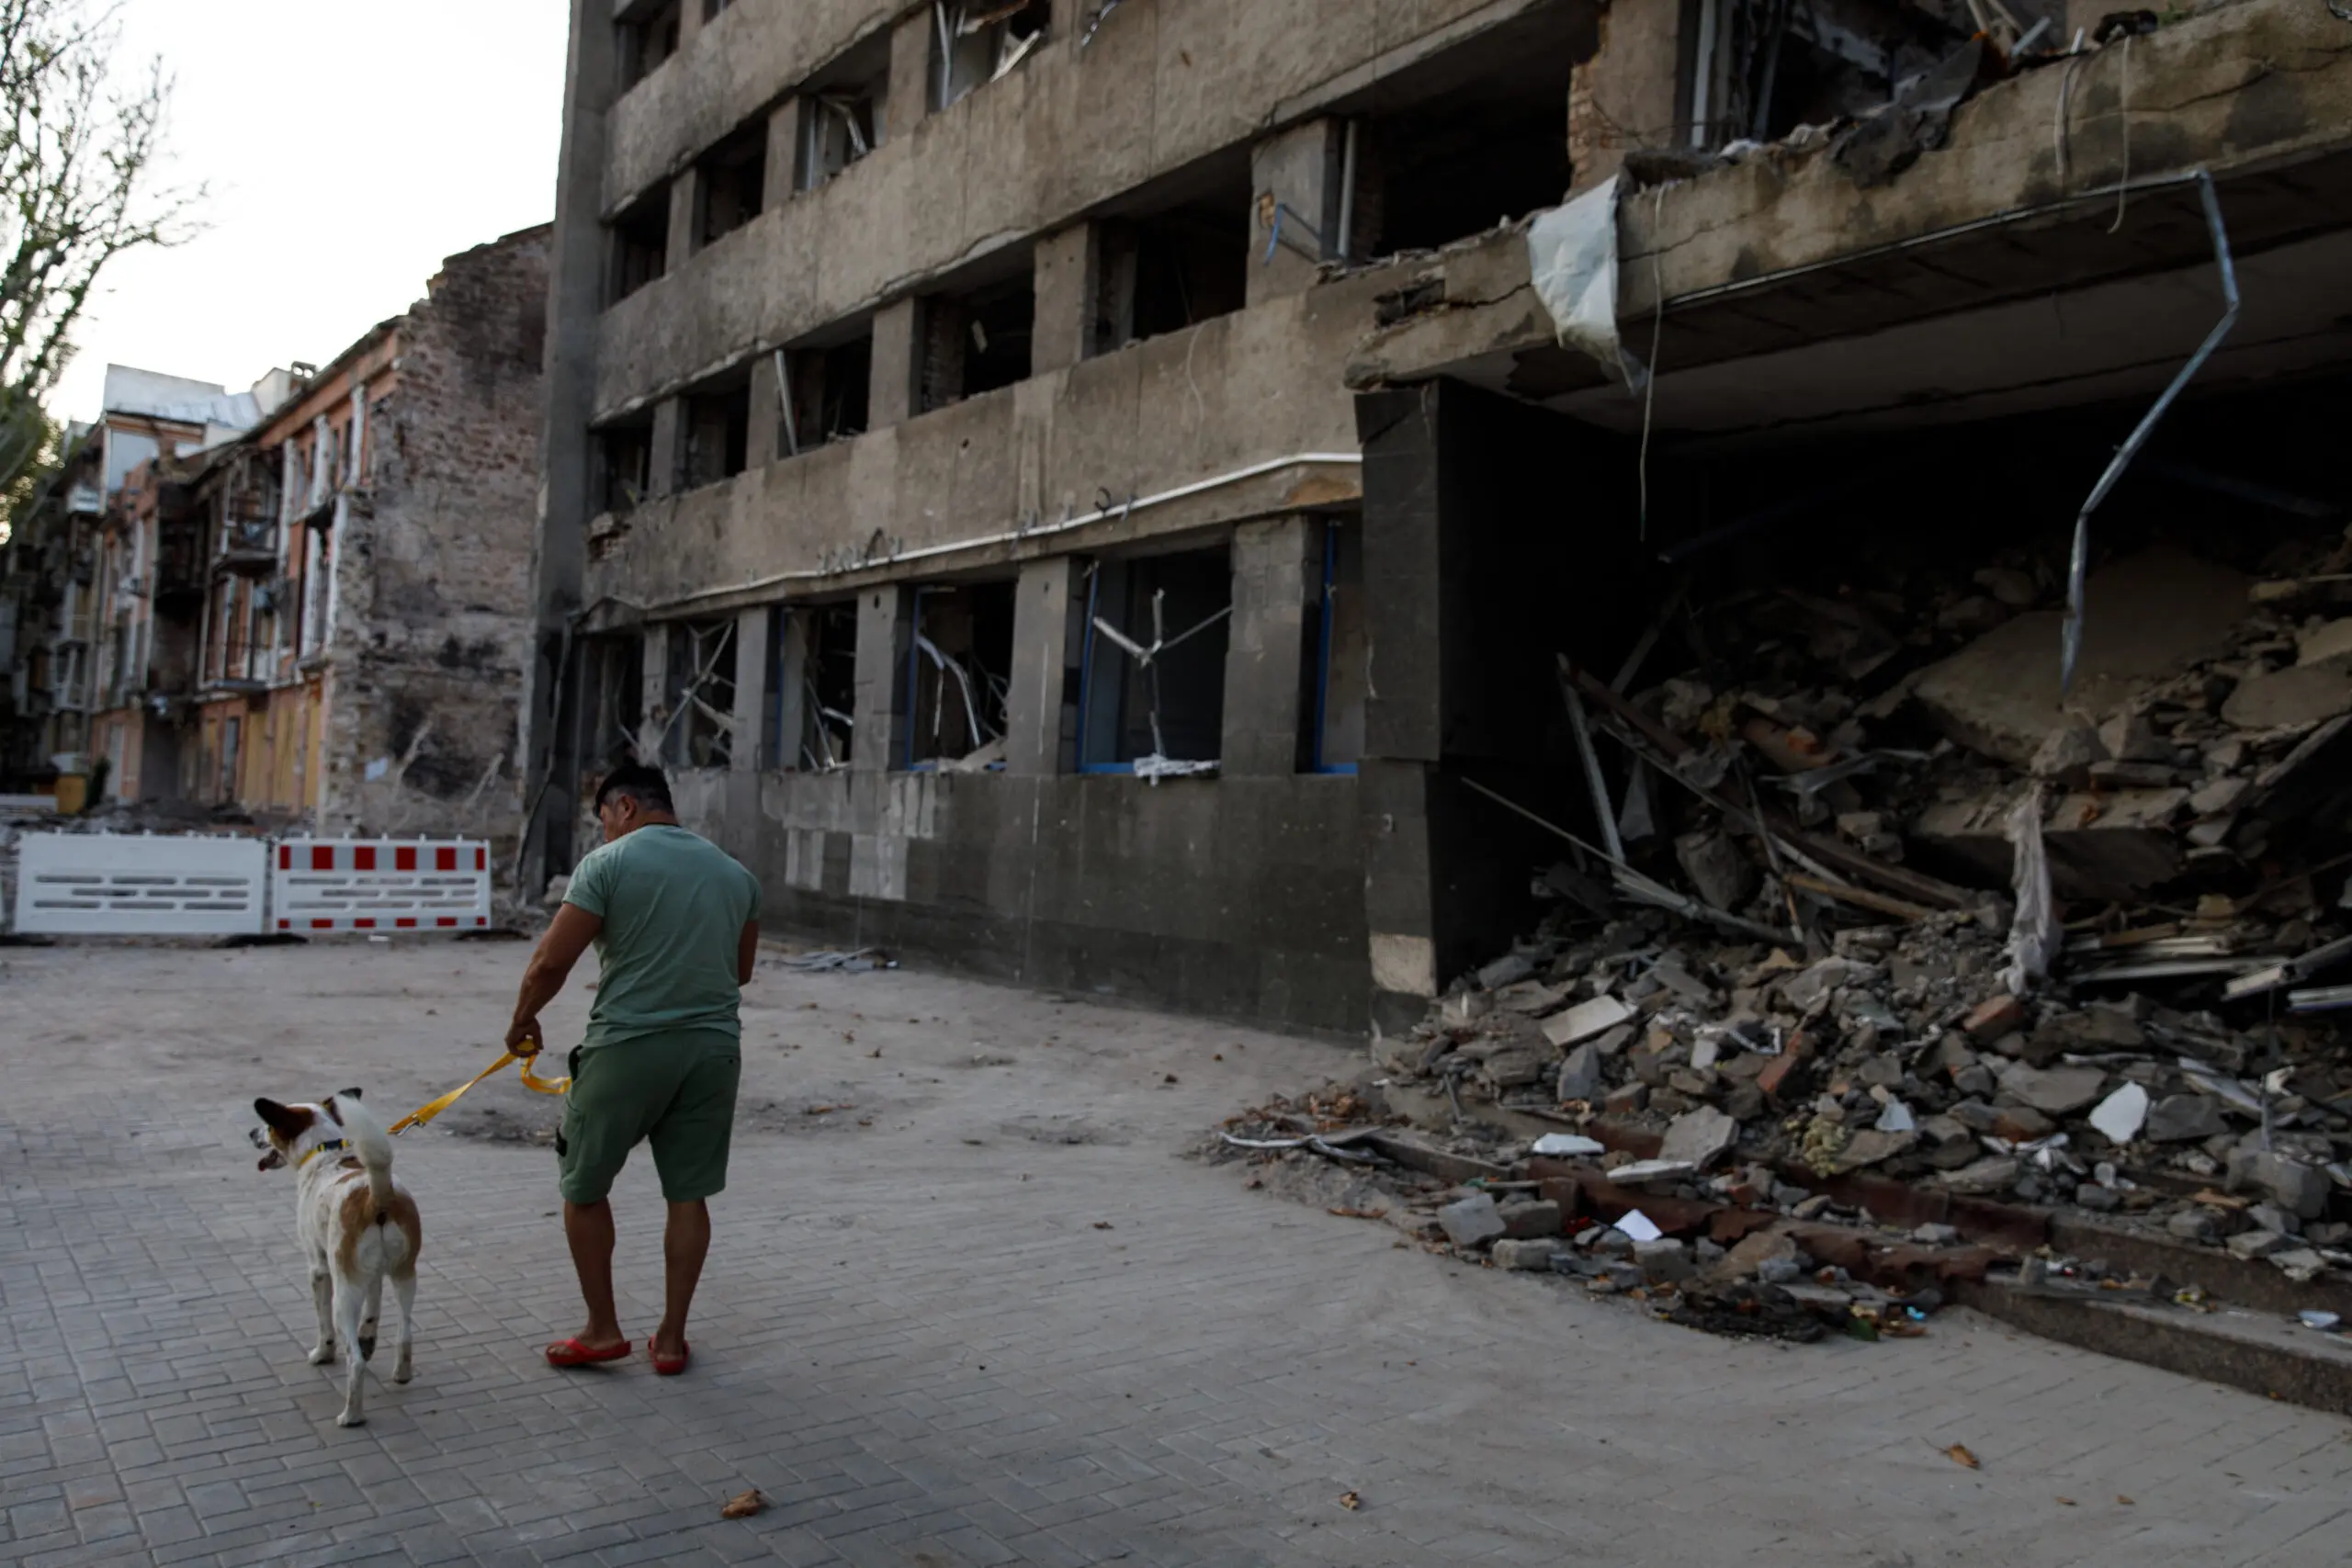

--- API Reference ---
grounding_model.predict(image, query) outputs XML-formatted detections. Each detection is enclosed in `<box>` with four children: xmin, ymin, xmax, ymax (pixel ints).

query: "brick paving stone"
<box><xmin>5</xmin><ymin>943</ymin><xmax>2352</xmax><ymax>1566</ymax></box>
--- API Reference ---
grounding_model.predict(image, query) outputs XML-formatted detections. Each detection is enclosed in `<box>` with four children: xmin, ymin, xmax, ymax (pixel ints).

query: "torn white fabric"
<box><xmin>2000</xmin><ymin>784</ymin><xmax>2060</xmax><ymax>997</ymax></box>
<box><xmin>1527</xmin><ymin>176</ymin><xmax>1647</xmax><ymax>392</ymax></box>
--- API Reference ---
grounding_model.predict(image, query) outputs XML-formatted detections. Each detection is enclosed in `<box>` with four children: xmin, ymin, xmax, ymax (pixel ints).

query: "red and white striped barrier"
<box><xmin>272</xmin><ymin>839</ymin><xmax>492</xmax><ymax>931</ymax></box>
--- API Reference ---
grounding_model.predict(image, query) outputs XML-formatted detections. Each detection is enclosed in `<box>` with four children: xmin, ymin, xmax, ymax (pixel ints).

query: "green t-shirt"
<box><xmin>563</xmin><ymin>824</ymin><xmax>763</xmax><ymax>1047</ymax></box>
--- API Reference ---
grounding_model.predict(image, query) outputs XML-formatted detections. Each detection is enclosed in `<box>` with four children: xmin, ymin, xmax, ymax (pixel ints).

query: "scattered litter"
<box><xmin>1613</xmin><ymin>1210</ymin><xmax>1664</xmax><ymax>1243</ymax></box>
<box><xmin>1945</xmin><ymin>1443</ymin><xmax>1980</xmax><ymax>1471</ymax></box>
<box><xmin>777</xmin><ymin>948</ymin><xmax>899</xmax><ymax>973</ymax></box>
<box><xmin>2298</xmin><ymin>1310</ymin><xmax>2341</xmax><ymax>1331</ymax></box>
<box><xmin>720</xmin><ymin>1490</ymin><xmax>767</xmax><ymax>1519</ymax></box>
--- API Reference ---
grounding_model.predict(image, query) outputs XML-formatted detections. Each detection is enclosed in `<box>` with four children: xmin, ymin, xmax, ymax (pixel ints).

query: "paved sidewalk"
<box><xmin>2</xmin><ymin>942</ymin><xmax>2348</xmax><ymax>1567</ymax></box>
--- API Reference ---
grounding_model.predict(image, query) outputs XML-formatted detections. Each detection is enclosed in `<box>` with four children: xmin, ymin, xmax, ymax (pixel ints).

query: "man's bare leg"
<box><xmin>653</xmin><ymin>1200</ymin><xmax>710</xmax><ymax>1358</ymax></box>
<box><xmin>559</xmin><ymin>1199</ymin><xmax>628</xmax><ymax>1352</ymax></box>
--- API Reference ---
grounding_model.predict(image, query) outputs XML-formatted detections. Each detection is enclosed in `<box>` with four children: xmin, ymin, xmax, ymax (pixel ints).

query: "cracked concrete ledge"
<box><xmin>1346</xmin><ymin>0</ymin><xmax>2352</xmax><ymax>392</ymax></box>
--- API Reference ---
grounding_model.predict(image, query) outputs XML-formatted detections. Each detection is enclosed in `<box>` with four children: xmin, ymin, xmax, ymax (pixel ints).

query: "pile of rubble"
<box><xmin>1379</xmin><ymin>528</ymin><xmax>2352</xmax><ymax>1286</ymax></box>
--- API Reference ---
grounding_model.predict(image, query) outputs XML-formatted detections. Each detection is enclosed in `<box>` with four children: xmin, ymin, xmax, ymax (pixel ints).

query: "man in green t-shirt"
<box><xmin>504</xmin><ymin>762</ymin><xmax>763</xmax><ymax>1376</ymax></box>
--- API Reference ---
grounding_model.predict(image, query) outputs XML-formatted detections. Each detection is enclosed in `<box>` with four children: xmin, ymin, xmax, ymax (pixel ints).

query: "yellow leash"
<box><xmin>390</xmin><ymin>1044</ymin><xmax>571</xmax><ymax>1135</ymax></box>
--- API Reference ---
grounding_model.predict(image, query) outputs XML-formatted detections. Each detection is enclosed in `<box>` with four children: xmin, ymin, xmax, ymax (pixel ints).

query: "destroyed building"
<box><xmin>526</xmin><ymin>0</ymin><xmax>2352</xmax><ymax>1040</ymax></box>
<box><xmin>180</xmin><ymin>224</ymin><xmax>551</xmax><ymax>843</ymax></box>
<box><xmin>0</xmin><ymin>367</ymin><xmax>296</xmax><ymax>795</ymax></box>
<box><xmin>2</xmin><ymin>228</ymin><xmax>551</xmax><ymax>845</ymax></box>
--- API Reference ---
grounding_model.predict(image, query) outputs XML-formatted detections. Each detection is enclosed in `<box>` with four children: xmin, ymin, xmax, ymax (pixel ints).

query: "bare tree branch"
<box><xmin>0</xmin><ymin>0</ymin><xmax>203</xmax><ymax>523</ymax></box>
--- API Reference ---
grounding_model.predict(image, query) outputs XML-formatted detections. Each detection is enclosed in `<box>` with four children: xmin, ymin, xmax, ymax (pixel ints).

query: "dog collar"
<box><xmin>298</xmin><ymin>1140</ymin><xmax>348</xmax><ymax>1169</ymax></box>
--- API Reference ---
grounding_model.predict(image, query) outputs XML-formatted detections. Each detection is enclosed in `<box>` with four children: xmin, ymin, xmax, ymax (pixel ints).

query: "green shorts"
<box><xmin>557</xmin><ymin>1029</ymin><xmax>741</xmax><ymax>1203</ymax></box>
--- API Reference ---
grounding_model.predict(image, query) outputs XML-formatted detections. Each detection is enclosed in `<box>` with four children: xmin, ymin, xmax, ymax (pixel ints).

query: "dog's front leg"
<box><xmin>308</xmin><ymin>1265</ymin><xmax>334</xmax><ymax>1366</ymax></box>
<box><xmin>332</xmin><ymin>1279</ymin><xmax>368</xmax><ymax>1427</ymax></box>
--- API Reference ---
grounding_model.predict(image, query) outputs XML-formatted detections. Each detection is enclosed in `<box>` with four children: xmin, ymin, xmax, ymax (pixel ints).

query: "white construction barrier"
<box><xmin>271</xmin><ymin>838</ymin><xmax>493</xmax><ymax>932</ymax></box>
<box><xmin>13</xmin><ymin>832</ymin><xmax>269</xmax><ymax>936</ymax></box>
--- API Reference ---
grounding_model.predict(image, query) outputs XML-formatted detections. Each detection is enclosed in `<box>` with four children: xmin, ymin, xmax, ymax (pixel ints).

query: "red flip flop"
<box><xmin>651</xmin><ymin>1342</ymin><xmax>691</xmax><ymax>1376</ymax></box>
<box><xmin>546</xmin><ymin>1337</ymin><xmax>631</xmax><ymax>1368</ymax></box>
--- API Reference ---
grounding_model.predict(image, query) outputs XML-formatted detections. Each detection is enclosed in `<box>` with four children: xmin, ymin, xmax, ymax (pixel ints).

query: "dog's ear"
<box><xmin>254</xmin><ymin>1099</ymin><xmax>311</xmax><ymax>1140</ymax></box>
<box><xmin>337</xmin><ymin>1086</ymin><xmax>363</xmax><ymax>1101</ymax></box>
<box><xmin>256</xmin><ymin>1148</ymin><xmax>287</xmax><ymax>1170</ymax></box>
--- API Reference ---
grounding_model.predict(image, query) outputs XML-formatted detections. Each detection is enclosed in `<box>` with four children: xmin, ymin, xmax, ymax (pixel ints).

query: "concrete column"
<box><xmin>774</xmin><ymin>607</ymin><xmax>810</xmax><ymax>769</ymax></box>
<box><xmin>1567</xmin><ymin>0</ymin><xmax>1687</xmax><ymax>190</ymax></box>
<box><xmin>731</xmin><ymin>604</ymin><xmax>770</xmax><ymax>771</ymax></box>
<box><xmin>666</xmin><ymin>170</ymin><xmax>700</xmax><ymax>268</ymax></box>
<box><xmin>747</xmin><ymin>350</ymin><xmax>783</xmax><ymax>468</ymax></box>
<box><xmin>1220</xmin><ymin>516</ymin><xmax>1318</xmax><ymax>775</ymax></box>
<box><xmin>649</xmin><ymin>398</ymin><xmax>684</xmax><ymax>496</ymax></box>
<box><xmin>763</xmin><ymin>95</ymin><xmax>804</xmax><ymax>209</ymax></box>
<box><xmin>868</xmin><ymin>299</ymin><xmax>923</xmax><ymax>429</ymax></box>
<box><xmin>1006</xmin><ymin>558</ymin><xmax>1083</xmax><ymax>776</ymax></box>
<box><xmin>639</xmin><ymin>623</ymin><xmax>671</xmax><ymax>763</ymax></box>
<box><xmin>521</xmin><ymin>0</ymin><xmax>620</xmax><ymax>888</ymax></box>
<box><xmin>1249</xmin><ymin>118</ymin><xmax>1344</xmax><ymax>307</ymax></box>
<box><xmin>1031</xmin><ymin>223</ymin><xmax>1098</xmax><ymax>374</ymax></box>
<box><xmin>850</xmin><ymin>584</ymin><xmax>912</xmax><ymax>773</ymax></box>
<box><xmin>885</xmin><ymin>8</ymin><xmax>933</xmax><ymax>141</ymax></box>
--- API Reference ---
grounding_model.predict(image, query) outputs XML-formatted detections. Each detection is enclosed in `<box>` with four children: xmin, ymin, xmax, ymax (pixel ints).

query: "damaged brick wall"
<box><xmin>318</xmin><ymin>225</ymin><xmax>552</xmax><ymax>858</ymax></box>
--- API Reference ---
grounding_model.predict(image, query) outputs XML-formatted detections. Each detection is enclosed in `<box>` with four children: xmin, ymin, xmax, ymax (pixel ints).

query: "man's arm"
<box><xmin>507</xmin><ymin>903</ymin><xmax>603</xmax><ymax>1052</ymax></box>
<box><xmin>737</xmin><ymin>920</ymin><xmax>760</xmax><ymax>987</ymax></box>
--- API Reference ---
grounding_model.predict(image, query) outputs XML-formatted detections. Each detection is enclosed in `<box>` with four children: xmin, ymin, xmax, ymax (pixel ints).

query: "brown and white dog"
<box><xmin>251</xmin><ymin>1090</ymin><xmax>422</xmax><ymax>1427</ymax></box>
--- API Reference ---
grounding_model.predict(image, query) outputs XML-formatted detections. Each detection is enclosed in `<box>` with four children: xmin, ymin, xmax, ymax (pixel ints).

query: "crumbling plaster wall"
<box><xmin>586</xmin><ymin>268</ymin><xmax>1385</xmax><ymax>610</ymax></box>
<box><xmin>594</xmin><ymin>0</ymin><xmax>1572</xmax><ymax>413</ymax></box>
<box><xmin>668</xmin><ymin>764</ymin><xmax>1370</xmax><ymax>1032</ymax></box>
<box><xmin>319</xmin><ymin>228</ymin><xmax>552</xmax><ymax>852</ymax></box>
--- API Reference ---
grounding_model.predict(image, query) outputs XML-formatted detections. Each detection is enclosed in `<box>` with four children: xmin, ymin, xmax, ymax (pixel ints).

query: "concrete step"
<box><xmin>1955</xmin><ymin>1277</ymin><xmax>2352</xmax><ymax>1415</ymax></box>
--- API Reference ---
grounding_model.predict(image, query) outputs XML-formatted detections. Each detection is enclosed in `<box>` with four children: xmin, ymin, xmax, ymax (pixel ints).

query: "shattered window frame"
<box><xmin>931</xmin><ymin>0</ymin><xmax>1051</xmax><ymax>113</ymax></box>
<box><xmin>899</xmin><ymin>581</ymin><xmax>1014</xmax><ymax>773</ymax></box>
<box><xmin>1075</xmin><ymin>546</ymin><xmax>1232</xmax><ymax>773</ymax></box>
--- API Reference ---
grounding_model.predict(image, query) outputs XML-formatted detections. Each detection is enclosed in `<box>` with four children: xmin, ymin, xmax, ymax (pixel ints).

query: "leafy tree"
<box><xmin>0</xmin><ymin>0</ymin><xmax>198</xmax><ymax>537</ymax></box>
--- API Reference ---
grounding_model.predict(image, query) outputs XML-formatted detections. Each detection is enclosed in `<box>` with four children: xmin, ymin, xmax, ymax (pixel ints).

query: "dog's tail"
<box><xmin>334</xmin><ymin>1094</ymin><xmax>397</xmax><ymax>1222</ymax></box>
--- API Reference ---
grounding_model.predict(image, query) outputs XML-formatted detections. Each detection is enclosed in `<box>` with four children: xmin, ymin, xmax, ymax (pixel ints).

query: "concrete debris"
<box><xmin>1437</xmin><ymin>1193</ymin><xmax>1507</xmax><ymax>1247</ymax></box>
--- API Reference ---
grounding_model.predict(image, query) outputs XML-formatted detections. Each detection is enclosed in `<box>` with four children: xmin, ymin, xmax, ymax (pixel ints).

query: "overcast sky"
<box><xmin>50</xmin><ymin>0</ymin><xmax>571</xmax><ymax>424</ymax></box>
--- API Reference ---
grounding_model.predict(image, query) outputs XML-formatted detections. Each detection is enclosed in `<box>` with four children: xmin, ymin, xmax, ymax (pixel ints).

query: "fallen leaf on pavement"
<box><xmin>2118</xmin><ymin>1496</ymin><xmax>2134</xmax><ymax>1506</ymax></box>
<box><xmin>1339</xmin><ymin>1492</ymin><xmax>1360</xmax><ymax>1511</ymax></box>
<box><xmin>720</xmin><ymin>1490</ymin><xmax>767</xmax><ymax>1519</ymax></box>
<box><xmin>1946</xmin><ymin>1443</ymin><xmax>1979</xmax><ymax>1470</ymax></box>
<box><xmin>1092</xmin><ymin>1221</ymin><xmax>1114</xmax><ymax>1230</ymax></box>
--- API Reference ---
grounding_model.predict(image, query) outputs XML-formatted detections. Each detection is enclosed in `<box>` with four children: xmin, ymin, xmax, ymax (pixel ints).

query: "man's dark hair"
<box><xmin>594</xmin><ymin>763</ymin><xmax>674</xmax><ymax>815</ymax></box>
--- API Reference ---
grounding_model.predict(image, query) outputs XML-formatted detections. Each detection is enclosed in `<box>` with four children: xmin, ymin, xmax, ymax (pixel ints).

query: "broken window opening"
<box><xmin>919</xmin><ymin>279</ymin><xmax>1034</xmax><ymax>412</ymax></box>
<box><xmin>795</xmin><ymin>602</ymin><xmax>857</xmax><ymax>769</ymax></box>
<box><xmin>594</xmin><ymin>417</ymin><xmax>655</xmax><ymax>515</ymax></box>
<box><xmin>1349</xmin><ymin>73</ymin><xmax>1573</xmax><ymax>260</ymax></box>
<box><xmin>1687</xmin><ymin>0</ymin><xmax>1994</xmax><ymax>150</ymax></box>
<box><xmin>1091</xmin><ymin>200</ymin><xmax>1249</xmax><ymax>355</ymax></box>
<box><xmin>933</xmin><ymin>0</ymin><xmax>1050</xmax><ymax>112</ymax></box>
<box><xmin>900</xmin><ymin>581</ymin><xmax>1014</xmax><ymax>771</ymax></box>
<box><xmin>1313</xmin><ymin>520</ymin><xmax>1365</xmax><ymax>773</ymax></box>
<box><xmin>608</xmin><ymin>187</ymin><xmax>670</xmax><ymax>305</ymax></box>
<box><xmin>1077</xmin><ymin>547</ymin><xmax>1231</xmax><ymax>774</ymax></box>
<box><xmin>662</xmin><ymin>619</ymin><xmax>738</xmax><ymax>769</ymax></box>
<box><xmin>681</xmin><ymin>378</ymin><xmax>752</xmax><ymax>491</ymax></box>
<box><xmin>776</xmin><ymin>334</ymin><xmax>873</xmax><ymax>457</ymax></box>
<box><xmin>582</xmin><ymin>635</ymin><xmax>646</xmax><ymax>773</ymax></box>
<box><xmin>618</xmin><ymin>1</ymin><xmax>683</xmax><ymax>89</ymax></box>
<box><xmin>696</xmin><ymin>126</ymin><xmax>766</xmax><ymax>250</ymax></box>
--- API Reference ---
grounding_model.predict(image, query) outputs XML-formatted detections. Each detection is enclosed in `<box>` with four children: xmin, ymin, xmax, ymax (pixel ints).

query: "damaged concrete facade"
<box><xmin>529</xmin><ymin>0</ymin><xmax>1600</xmax><ymax>1031</ymax></box>
<box><xmin>531</xmin><ymin>0</ymin><xmax>2352</xmax><ymax>1038</ymax></box>
<box><xmin>1344</xmin><ymin>0</ymin><xmax>2352</xmax><ymax>1032</ymax></box>
<box><xmin>183</xmin><ymin>226</ymin><xmax>552</xmax><ymax>843</ymax></box>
